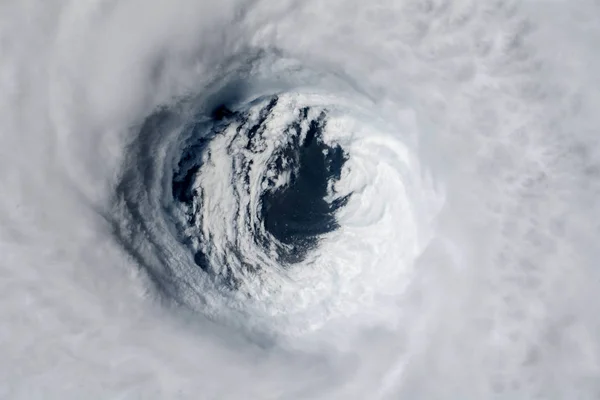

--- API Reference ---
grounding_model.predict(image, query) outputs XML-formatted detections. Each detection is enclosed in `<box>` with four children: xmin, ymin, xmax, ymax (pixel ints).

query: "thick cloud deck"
<box><xmin>2</xmin><ymin>0</ymin><xmax>600</xmax><ymax>399</ymax></box>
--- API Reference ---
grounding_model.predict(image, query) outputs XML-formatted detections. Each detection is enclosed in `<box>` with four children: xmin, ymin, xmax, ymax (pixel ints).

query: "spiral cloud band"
<box><xmin>2</xmin><ymin>0</ymin><xmax>600</xmax><ymax>398</ymax></box>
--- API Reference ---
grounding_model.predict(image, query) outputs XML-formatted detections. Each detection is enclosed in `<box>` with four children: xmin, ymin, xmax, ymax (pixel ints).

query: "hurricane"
<box><xmin>2</xmin><ymin>1</ymin><xmax>600</xmax><ymax>399</ymax></box>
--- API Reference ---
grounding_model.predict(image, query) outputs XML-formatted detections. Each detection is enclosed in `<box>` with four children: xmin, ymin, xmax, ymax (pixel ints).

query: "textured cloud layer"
<box><xmin>1</xmin><ymin>0</ymin><xmax>599</xmax><ymax>399</ymax></box>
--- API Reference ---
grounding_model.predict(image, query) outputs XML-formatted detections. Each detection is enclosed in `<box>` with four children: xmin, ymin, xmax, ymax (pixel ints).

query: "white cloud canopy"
<box><xmin>1</xmin><ymin>0</ymin><xmax>599</xmax><ymax>398</ymax></box>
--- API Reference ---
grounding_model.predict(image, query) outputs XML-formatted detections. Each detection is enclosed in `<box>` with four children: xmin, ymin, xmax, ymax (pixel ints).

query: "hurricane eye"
<box><xmin>112</xmin><ymin>58</ymin><xmax>441</xmax><ymax>338</ymax></box>
<box><xmin>168</xmin><ymin>95</ymin><xmax>352</xmax><ymax>290</ymax></box>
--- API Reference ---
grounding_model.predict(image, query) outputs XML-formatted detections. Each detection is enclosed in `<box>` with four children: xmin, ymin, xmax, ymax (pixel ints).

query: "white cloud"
<box><xmin>1</xmin><ymin>0</ymin><xmax>599</xmax><ymax>398</ymax></box>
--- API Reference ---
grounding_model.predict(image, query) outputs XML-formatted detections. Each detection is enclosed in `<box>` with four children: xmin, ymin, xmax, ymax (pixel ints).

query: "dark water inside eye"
<box><xmin>260</xmin><ymin>107</ymin><xmax>350</xmax><ymax>263</ymax></box>
<box><xmin>171</xmin><ymin>95</ymin><xmax>350</xmax><ymax>279</ymax></box>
